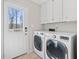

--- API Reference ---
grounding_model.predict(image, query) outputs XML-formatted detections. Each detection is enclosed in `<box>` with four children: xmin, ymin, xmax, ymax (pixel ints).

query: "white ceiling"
<box><xmin>31</xmin><ymin>0</ymin><xmax>48</xmax><ymax>5</ymax></box>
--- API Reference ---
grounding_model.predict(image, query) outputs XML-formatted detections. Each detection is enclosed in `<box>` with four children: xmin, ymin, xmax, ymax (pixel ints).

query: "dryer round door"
<box><xmin>46</xmin><ymin>40</ymin><xmax>68</xmax><ymax>59</ymax></box>
<box><xmin>34</xmin><ymin>35</ymin><xmax>42</xmax><ymax>51</ymax></box>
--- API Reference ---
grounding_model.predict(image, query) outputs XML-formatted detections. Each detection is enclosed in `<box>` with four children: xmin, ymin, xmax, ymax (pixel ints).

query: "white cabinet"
<box><xmin>63</xmin><ymin>0</ymin><xmax>77</xmax><ymax>21</ymax></box>
<box><xmin>40</xmin><ymin>0</ymin><xmax>63</xmax><ymax>24</ymax></box>
<box><xmin>53</xmin><ymin>0</ymin><xmax>63</xmax><ymax>22</ymax></box>
<box><xmin>40</xmin><ymin>0</ymin><xmax>54</xmax><ymax>24</ymax></box>
<box><xmin>40</xmin><ymin>2</ymin><xmax>47</xmax><ymax>24</ymax></box>
<box><xmin>46</xmin><ymin>0</ymin><xmax>54</xmax><ymax>23</ymax></box>
<box><xmin>40</xmin><ymin>0</ymin><xmax>77</xmax><ymax>24</ymax></box>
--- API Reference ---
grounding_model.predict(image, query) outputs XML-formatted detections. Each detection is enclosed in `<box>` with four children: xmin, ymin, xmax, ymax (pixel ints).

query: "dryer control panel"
<box><xmin>60</xmin><ymin>36</ymin><xmax>69</xmax><ymax>40</ymax></box>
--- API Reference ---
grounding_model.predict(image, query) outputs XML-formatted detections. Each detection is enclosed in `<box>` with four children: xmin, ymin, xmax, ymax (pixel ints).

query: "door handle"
<box><xmin>25</xmin><ymin>33</ymin><xmax>27</xmax><ymax>35</ymax></box>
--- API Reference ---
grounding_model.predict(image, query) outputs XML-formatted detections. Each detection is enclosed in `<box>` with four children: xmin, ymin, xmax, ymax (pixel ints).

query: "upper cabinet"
<box><xmin>40</xmin><ymin>0</ymin><xmax>63</xmax><ymax>24</ymax></box>
<box><xmin>53</xmin><ymin>0</ymin><xmax>63</xmax><ymax>22</ymax></box>
<box><xmin>40</xmin><ymin>0</ymin><xmax>77</xmax><ymax>24</ymax></box>
<box><xmin>40</xmin><ymin>0</ymin><xmax>54</xmax><ymax>24</ymax></box>
<box><xmin>63</xmin><ymin>0</ymin><xmax>77</xmax><ymax>21</ymax></box>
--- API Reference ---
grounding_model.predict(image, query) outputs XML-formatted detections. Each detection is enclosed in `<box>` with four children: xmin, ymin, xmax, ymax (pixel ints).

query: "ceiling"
<box><xmin>31</xmin><ymin>0</ymin><xmax>48</xmax><ymax>5</ymax></box>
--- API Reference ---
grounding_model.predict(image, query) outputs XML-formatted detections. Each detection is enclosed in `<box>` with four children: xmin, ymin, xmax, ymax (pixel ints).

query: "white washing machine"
<box><xmin>33</xmin><ymin>31</ymin><xmax>45</xmax><ymax>59</ymax></box>
<box><xmin>45</xmin><ymin>32</ymin><xmax>77</xmax><ymax>59</ymax></box>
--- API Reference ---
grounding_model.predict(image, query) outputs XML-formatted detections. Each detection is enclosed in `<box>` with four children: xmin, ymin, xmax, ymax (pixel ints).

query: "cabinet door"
<box><xmin>53</xmin><ymin>0</ymin><xmax>63</xmax><ymax>22</ymax></box>
<box><xmin>46</xmin><ymin>0</ymin><xmax>54</xmax><ymax>23</ymax></box>
<box><xmin>41</xmin><ymin>2</ymin><xmax>48</xmax><ymax>24</ymax></box>
<box><xmin>41</xmin><ymin>0</ymin><xmax>54</xmax><ymax>24</ymax></box>
<box><xmin>63</xmin><ymin>0</ymin><xmax>77</xmax><ymax>21</ymax></box>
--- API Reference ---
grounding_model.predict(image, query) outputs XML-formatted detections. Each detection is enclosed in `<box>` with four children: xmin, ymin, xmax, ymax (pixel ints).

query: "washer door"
<box><xmin>34</xmin><ymin>35</ymin><xmax>42</xmax><ymax>51</ymax></box>
<box><xmin>46</xmin><ymin>40</ymin><xmax>68</xmax><ymax>59</ymax></box>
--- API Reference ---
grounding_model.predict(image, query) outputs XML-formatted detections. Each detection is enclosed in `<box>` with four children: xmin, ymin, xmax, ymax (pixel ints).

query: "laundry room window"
<box><xmin>8</xmin><ymin>7</ymin><xmax>24</xmax><ymax>31</ymax></box>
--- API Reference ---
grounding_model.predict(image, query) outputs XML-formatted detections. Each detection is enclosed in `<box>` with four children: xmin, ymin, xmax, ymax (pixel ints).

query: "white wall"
<box><xmin>27</xmin><ymin>4</ymin><xmax>42</xmax><ymax>52</ymax></box>
<box><xmin>42</xmin><ymin>21</ymin><xmax>77</xmax><ymax>33</ymax></box>
<box><xmin>1</xmin><ymin>0</ymin><xmax>4</xmax><ymax>59</ymax></box>
<box><xmin>3</xmin><ymin>0</ymin><xmax>41</xmax><ymax>59</ymax></box>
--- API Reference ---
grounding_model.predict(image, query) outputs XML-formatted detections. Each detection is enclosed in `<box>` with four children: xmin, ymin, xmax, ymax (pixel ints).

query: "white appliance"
<box><xmin>33</xmin><ymin>31</ymin><xmax>45</xmax><ymax>59</ymax></box>
<box><xmin>45</xmin><ymin>32</ymin><xmax>77</xmax><ymax>59</ymax></box>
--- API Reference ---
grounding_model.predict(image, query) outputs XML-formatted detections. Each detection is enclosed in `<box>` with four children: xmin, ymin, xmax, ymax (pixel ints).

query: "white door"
<box><xmin>63</xmin><ymin>0</ymin><xmax>77</xmax><ymax>21</ymax></box>
<box><xmin>4</xmin><ymin>2</ymin><xmax>29</xmax><ymax>59</ymax></box>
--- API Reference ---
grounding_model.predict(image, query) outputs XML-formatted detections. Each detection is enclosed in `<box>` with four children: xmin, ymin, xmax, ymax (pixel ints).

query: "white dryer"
<box><xmin>33</xmin><ymin>31</ymin><xmax>45</xmax><ymax>59</ymax></box>
<box><xmin>45</xmin><ymin>32</ymin><xmax>77</xmax><ymax>59</ymax></box>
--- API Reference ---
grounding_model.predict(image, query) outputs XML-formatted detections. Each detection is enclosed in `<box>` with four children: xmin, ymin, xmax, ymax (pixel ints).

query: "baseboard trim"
<box><xmin>12</xmin><ymin>52</ymin><xmax>27</xmax><ymax>59</ymax></box>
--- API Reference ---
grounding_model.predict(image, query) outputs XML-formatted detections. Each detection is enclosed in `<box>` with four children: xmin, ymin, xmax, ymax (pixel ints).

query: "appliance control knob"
<box><xmin>40</xmin><ymin>33</ymin><xmax>44</xmax><ymax>35</ymax></box>
<box><xmin>53</xmin><ymin>35</ymin><xmax>56</xmax><ymax>38</ymax></box>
